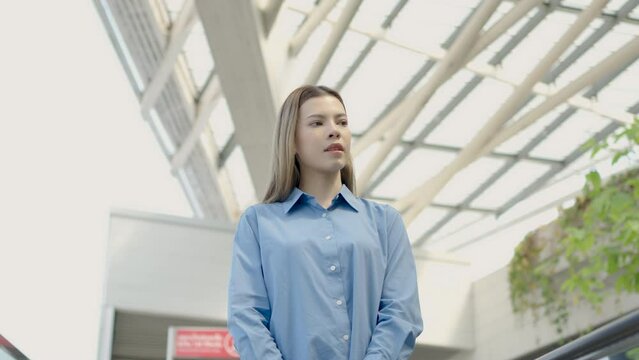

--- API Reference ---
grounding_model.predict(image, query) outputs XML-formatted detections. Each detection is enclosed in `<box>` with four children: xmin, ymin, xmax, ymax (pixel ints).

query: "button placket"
<box><xmin>319</xmin><ymin>208</ymin><xmax>349</xmax><ymax>343</ymax></box>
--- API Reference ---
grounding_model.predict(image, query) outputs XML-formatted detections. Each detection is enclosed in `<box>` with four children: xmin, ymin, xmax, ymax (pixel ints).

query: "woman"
<box><xmin>227</xmin><ymin>85</ymin><xmax>423</xmax><ymax>359</ymax></box>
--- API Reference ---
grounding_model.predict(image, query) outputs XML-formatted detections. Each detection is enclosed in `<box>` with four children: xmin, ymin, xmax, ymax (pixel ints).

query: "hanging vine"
<box><xmin>508</xmin><ymin>117</ymin><xmax>639</xmax><ymax>335</ymax></box>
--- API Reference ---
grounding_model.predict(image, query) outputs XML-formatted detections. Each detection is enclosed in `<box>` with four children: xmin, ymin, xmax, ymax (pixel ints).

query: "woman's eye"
<box><xmin>311</xmin><ymin>121</ymin><xmax>322</xmax><ymax>126</ymax></box>
<box><xmin>341</xmin><ymin>120</ymin><xmax>348</xmax><ymax>126</ymax></box>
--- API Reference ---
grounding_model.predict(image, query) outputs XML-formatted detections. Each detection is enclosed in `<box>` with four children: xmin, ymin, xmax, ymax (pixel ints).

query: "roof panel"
<box><xmin>403</xmin><ymin>69</ymin><xmax>476</xmax><ymax>141</ymax></box>
<box><xmin>351</xmin><ymin>0</ymin><xmax>401</xmax><ymax>29</ymax></box>
<box><xmin>225</xmin><ymin>146</ymin><xmax>258</xmax><ymax>210</ymax></box>
<box><xmin>370</xmin><ymin>148</ymin><xmax>456</xmax><ymax>199</ymax></box>
<box><xmin>318</xmin><ymin>30</ymin><xmax>370</xmax><ymax>88</ymax></box>
<box><xmin>341</xmin><ymin>41</ymin><xmax>425</xmax><ymax>133</ymax></box>
<box><xmin>470</xmin><ymin>160</ymin><xmax>551</xmax><ymax>209</ymax></box>
<box><xmin>368</xmin><ymin>145</ymin><xmax>404</xmax><ymax>186</ymax></box>
<box><xmin>385</xmin><ymin>1</ymin><xmax>475</xmax><ymax>53</ymax></box>
<box><xmin>287</xmin><ymin>19</ymin><xmax>332</xmax><ymax>86</ymax></box>
<box><xmin>183</xmin><ymin>21</ymin><xmax>214</xmax><ymax>91</ymax></box>
<box><xmin>528</xmin><ymin>110</ymin><xmax>612</xmax><ymax>160</ymax></box>
<box><xmin>494</xmin><ymin>101</ymin><xmax>562</xmax><ymax>154</ymax></box>
<box><xmin>500</xmin><ymin>11</ymin><xmax>574</xmax><ymax>83</ymax></box>
<box><xmin>483</xmin><ymin>1</ymin><xmax>515</xmax><ymax>30</ymax></box>
<box><xmin>433</xmin><ymin>157</ymin><xmax>507</xmax><ymax>206</ymax></box>
<box><xmin>353</xmin><ymin>141</ymin><xmax>404</xmax><ymax>186</ymax></box>
<box><xmin>554</xmin><ymin>23</ymin><xmax>634</xmax><ymax>89</ymax></box>
<box><xmin>406</xmin><ymin>207</ymin><xmax>450</xmax><ymax>243</ymax></box>
<box><xmin>424</xmin><ymin>210</ymin><xmax>486</xmax><ymax>250</ymax></box>
<box><xmin>207</xmin><ymin>97</ymin><xmax>234</xmax><ymax>150</ymax></box>
<box><xmin>604</xmin><ymin>0</ymin><xmax>634</xmax><ymax>13</ymax></box>
<box><xmin>424</xmin><ymin>78</ymin><xmax>513</xmax><ymax>147</ymax></box>
<box><xmin>596</xmin><ymin>59</ymin><xmax>639</xmax><ymax>110</ymax></box>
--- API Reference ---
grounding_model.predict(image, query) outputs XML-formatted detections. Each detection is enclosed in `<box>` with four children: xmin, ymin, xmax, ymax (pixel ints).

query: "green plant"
<box><xmin>627</xmin><ymin>347</ymin><xmax>639</xmax><ymax>360</ymax></box>
<box><xmin>508</xmin><ymin>117</ymin><xmax>639</xmax><ymax>335</ymax></box>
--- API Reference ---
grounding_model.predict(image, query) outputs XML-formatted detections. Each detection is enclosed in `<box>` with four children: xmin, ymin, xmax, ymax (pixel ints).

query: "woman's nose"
<box><xmin>328</xmin><ymin>121</ymin><xmax>341</xmax><ymax>138</ymax></box>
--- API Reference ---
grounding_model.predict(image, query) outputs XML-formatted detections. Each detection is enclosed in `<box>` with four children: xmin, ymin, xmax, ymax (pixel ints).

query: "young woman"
<box><xmin>227</xmin><ymin>85</ymin><xmax>423</xmax><ymax>359</ymax></box>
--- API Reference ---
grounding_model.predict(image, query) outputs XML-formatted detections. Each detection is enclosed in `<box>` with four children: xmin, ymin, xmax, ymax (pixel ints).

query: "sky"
<box><xmin>0</xmin><ymin>1</ymin><xmax>192</xmax><ymax>358</ymax></box>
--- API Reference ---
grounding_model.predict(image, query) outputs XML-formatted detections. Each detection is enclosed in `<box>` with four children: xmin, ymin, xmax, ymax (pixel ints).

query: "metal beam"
<box><xmin>397</xmin><ymin>0</ymin><xmax>610</xmax><ymax>224</ymax></box>
<box><xmin>448</xmin><ymin>37</ymin><xmax>639</xmax><ymax>227</ymax></box>
<box><xmin>195</xmin><ymin>0</ymin><xmax>277</xmax><ymax>200</ymax></box>
<box><xmin>467</xmin><ymin>0</ymin><xmax>543</xmax><ymax>61</ymax></box>
<box><xmin>217</xmin><ymin>133</ymin><xmax>237</xmax><ymax>169</ymax></box>
<box><xmin>288</xmin><ymin>0</ymin><xmax>338</xmax><ymax>56</ymax></box>
<box><xmin>497</xmin><ymin>122</ymin><xmax>620</xmax><ymax>214</ymax></box>
<box><xmin>100</xmin><ymin>0</ymin><xmax>232</xmax><ymax>220</ymax></box>
<box><xmin>505</xmin><ymin>0</ymin><xmax>639</xmax><ymax>25</ymax></box>
<box><xmin>496</xmin><ymin>99</ymin><xmax>639</xmax><ymax>216</ymax></box>
<box><xmin>140</xmin><ymin>0</ymin><xmax>196</xmax><ymax>114</ymax></box>
<box><xmin>355</xmin><ymin>0</ymin><xmax>504</xmax><ymax>191</ymax></box>
<box><xmin>483</xmin><ymin>35</ymin><xmax>639</xmax><ymax>155</ymax></box>
<box><xmin>170</xmin><ymin>75</ymin><xmax>222</xmax><ymax>171</ymax></box>
<box><xmin>363</xmin><ymin>6</ymin><xmax>551</xmax><ymax>198</ymax></box>
<box><xmin>93</xmin><ymin>0</ymin><xmax>145</xmax><ymax>96</ymax></box>
<box><xmin>352</xmin><ymin>135</ymin><xmax>563</xmax><ymax>165</ymax></box>
<box><xmin>433</xmin><ymin>123</ymin><xmax>629</xmax><ymax>249</ymax></box>
<box><xmin>305</xmin><ymin>0</ymin><xmax>365</xmax><ymax>84</ymax></box>
<box><xmin>367</xmin><ymin>196</ymin><xmax>495</xmax><ymax>214</ymax></box>
<box><xmin>412</xmin><ymin>1</ymin><xmax>629</xmax><ymax>245</ymax></box>
<box><xmin>261</xmin><ymin>0</ymin><xmax>284</xmax><ymax>36</ymax></box>
<box><xmin>288</xmin><ymin>3</ymin><xmax>633</xmax><ymax>125</ymax></box>
<box><xmin>364</xmin><ymin>6</ymin><xmax>552</xmax><ymax>198</ymax></box>
<box><xmin>319</xmin><ymin>0</ymin><xmax>541</xmax><ymax>162</ymax></box>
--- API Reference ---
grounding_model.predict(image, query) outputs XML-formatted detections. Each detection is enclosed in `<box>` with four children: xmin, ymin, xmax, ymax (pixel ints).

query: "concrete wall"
<box><xmin>415</xmin><ymin>254</ymin><xmax>474</xmax><ymax>349</ymax></box>
<box><xmin>105</xmin><ymin>209</ymin><xmax>235</xmax><ymax>320</ymax></box>
<box><xmin>446</xmin><ymin>266</ymin><xmax>639</xmax><ymax>360</ymax></box>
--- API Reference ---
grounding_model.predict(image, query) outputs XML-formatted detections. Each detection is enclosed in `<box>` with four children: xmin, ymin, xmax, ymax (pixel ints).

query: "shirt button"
<box><xmin>330</xmin><ymin>265</ymin><xmax>337</xmax><ymax>271</ymax></box>
<box><xmin>336</xmin><ymin>299</ymin><xmax>343</xmax><ymax>305</ymax></box>
<box><xmin>321</xmin><ymin>213</ymin><xmax>327</xmax><ymax>218</ymax></box>
<box><xmin>343</xmin><ymin>335</ymin><xmax>349</xmax><ymax>341</ymax></box>
<box><xmin>325</xmin><ymin>235</ymin><xmax>331</xmax><ymax>240</ymax></box>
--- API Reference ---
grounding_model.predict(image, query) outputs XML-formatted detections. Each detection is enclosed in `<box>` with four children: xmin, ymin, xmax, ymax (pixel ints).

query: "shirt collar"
<box><xmin>282</xmin><ymin>184</ymin><xmax>361</xmax><ymax>214</ymax></box>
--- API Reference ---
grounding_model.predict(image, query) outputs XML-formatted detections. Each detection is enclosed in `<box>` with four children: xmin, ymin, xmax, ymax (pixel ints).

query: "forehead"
<box><xmin>299</xmin><ymin>95</ymin><xmax>346</xmax><ymax>117</ymax></box>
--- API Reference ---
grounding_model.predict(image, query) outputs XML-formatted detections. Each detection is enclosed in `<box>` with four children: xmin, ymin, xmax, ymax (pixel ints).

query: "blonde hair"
<box><xmin>263</xmin><ymin>85</ymin><xmax>356</xmax><ymax>203</ymax></box>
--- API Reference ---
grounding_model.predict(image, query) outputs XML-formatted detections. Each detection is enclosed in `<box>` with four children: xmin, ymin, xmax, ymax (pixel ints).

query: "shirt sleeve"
<box><xmin>364</xmin><ymin>206</ymin><xmax>423</xmax><ymax>360</ymax></box>
<box><xmin>227</xmin><ymin>207</ymin><xmax>283</xmax><ymax>360</ymax></box>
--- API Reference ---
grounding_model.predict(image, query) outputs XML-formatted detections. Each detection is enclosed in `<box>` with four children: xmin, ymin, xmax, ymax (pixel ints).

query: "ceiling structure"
<box><xmin>94</xmin><ymin>0</ymin><xmax>639</xmax><ymax>264</ymax></box>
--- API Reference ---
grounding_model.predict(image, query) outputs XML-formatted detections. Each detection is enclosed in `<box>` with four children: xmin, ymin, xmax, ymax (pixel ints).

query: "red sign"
<box><xmin>174</xmin><ymin>328</ymin><xmax>239</xmax><ymax>359</ymax></box>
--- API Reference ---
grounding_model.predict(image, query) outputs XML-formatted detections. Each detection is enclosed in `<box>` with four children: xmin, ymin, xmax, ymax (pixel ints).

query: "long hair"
<box><xmin>262</xmin><ymin>85</ymin><xmax>356</xmax><ymax>203</ymax></box>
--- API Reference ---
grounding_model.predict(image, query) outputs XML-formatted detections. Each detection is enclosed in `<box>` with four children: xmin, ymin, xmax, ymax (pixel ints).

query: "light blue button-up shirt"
<box><xmin>228</xmin><ymin>184</ymin><xmax>423</xmax><ymax>360</ymax></box>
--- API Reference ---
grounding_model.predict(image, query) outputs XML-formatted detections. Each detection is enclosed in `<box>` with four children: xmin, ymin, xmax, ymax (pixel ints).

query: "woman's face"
<box><xmin>295</xmin><ymin>95</ymin><xmax>351</xmax><ymax>176</ymax></box>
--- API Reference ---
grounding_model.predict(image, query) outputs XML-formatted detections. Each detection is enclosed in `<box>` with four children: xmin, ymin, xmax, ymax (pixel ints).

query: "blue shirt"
<box><xmin>227</xmin><ymin>184</ymin><xmax>423</xmax><ymax>360</ymax></box>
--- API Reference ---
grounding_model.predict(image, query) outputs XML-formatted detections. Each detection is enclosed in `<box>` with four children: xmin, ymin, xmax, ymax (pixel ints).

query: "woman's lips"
<box><xmin>325</xmin><ymin>143</ymin><xmax>345</xmax><ymax>152</ymax></box>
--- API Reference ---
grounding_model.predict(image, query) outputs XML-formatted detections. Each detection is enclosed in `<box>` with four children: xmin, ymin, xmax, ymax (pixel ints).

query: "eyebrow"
<box><xmin>305</xmin><ymin>113</ymin><xmax>348</xmax><ymax>119</ymax></box>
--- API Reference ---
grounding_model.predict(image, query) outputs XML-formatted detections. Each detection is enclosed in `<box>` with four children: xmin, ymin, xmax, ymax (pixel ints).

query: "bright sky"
<box><xmin>0</xmin><ymin>1</ymin><xmax>192</xmax><ymax>358</ymax></box>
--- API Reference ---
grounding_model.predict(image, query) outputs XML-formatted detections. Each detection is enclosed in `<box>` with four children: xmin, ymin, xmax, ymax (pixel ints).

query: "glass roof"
<box><xmin>95</xmin><ymin>0</ymin><xmax>639</xmax><ymax>276</ymax></box>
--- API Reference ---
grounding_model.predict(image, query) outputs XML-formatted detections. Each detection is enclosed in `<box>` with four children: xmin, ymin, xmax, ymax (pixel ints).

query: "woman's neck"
<box><xmin>298</xmin><ymin>171</ymin><xmax>342</xmax><ymax>209</ymax></box>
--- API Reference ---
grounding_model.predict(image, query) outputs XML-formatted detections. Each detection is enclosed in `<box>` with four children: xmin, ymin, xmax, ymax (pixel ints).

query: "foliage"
<box><xmin>627</xmin><ymin>347</ymin><xmax>639</xmax><ymax>360</ymax></box>
<box><xmin>508</xmin><ymin>117</ymin><xmax>639</xmax><ymax>335</ymax></box>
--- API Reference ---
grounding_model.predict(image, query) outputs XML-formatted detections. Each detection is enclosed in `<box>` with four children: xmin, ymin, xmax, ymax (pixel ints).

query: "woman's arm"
<box><xmin>364</xmin><ymin>206</ymin><xmax>423</xmax><ymax>360</ymax></box>
<box><xmin>227</xmin><ymin>207</ymin><xmax>283</xmax><ymax>360</ymax></box>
